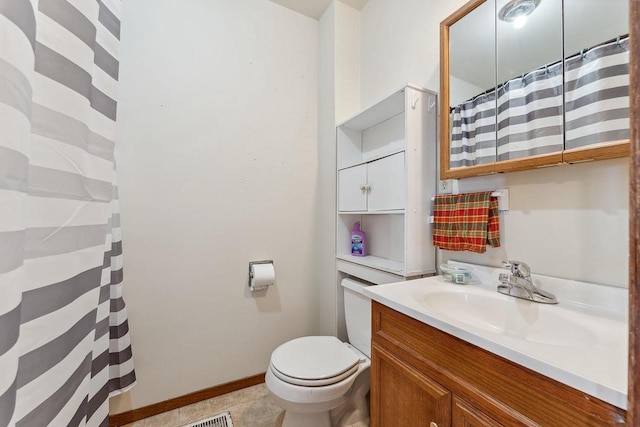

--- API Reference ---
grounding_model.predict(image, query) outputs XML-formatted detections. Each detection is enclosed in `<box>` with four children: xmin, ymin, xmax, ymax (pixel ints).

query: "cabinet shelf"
<box><xmin>338</xmin><ymin>210</ymin><xmax>404</xmax><ymax>215</ymax></box>
<box><xmin>338</xmin><ymin>91</ymin><xmax>405</xmax><ymax>131</ymax></box>
<box><xmin>336</xmin><ymin>254</ymin><xmax>405</xmax><ymax>276</ymax></box>
<box><xmin>337</xmin><ymin>148</ymin><xmax>406</xmax><ymax>171</ymax></box>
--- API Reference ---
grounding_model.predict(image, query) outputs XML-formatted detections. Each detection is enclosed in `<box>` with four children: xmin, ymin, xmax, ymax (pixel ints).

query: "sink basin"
<box><xmin>362</xmin><ymin>264</ymin><xmax>628</xmax><ymax>410</ymax></box>
<box><xmin>419</xmin><ymin>290</ymin><xmax>597</xmax><ymax>348</ymax></box>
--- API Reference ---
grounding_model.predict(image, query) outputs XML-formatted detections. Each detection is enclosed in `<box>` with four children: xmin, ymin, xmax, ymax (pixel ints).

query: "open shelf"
<box><xmin>337</xmin><ymin>112</ymin><xmax>406</xmax><ymax>169</ymax></box>
<box><xmin>337</xmin><ymin>214</ymin><xmax>405</xmax><ymax>269</ymax></box>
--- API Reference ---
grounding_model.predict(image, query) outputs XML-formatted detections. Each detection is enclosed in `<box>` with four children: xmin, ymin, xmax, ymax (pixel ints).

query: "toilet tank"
<box><xmin>341</xmin><ymin>278</ymin><xmax>371</xmax><ymax>358</ymax></box>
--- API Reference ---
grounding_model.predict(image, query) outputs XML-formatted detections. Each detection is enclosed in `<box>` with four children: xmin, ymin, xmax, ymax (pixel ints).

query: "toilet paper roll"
<box><xmin>250</xmin><ymin>262</ymin><xmax>275</xmax><ymax>291</ymax></box>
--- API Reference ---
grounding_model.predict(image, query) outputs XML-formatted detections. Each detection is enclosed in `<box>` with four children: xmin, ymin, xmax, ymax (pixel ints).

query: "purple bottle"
<box><xmin>351</xmin><ymin>221</ymin><xmax>366</xmax><ymax>257</ymax></box>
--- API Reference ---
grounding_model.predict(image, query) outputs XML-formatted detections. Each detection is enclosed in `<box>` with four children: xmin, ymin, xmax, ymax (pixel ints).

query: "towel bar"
<box><xmin>430</xmin><ymin>189</ymin><xmax>510</xmax><ymax>223</ymax></box>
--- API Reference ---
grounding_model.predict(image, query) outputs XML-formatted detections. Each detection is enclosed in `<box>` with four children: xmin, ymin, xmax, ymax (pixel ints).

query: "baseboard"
<box><xmin>109</xmin><ymin>373</ymin><xmax>266</xmax><ymax>426</ymax></box>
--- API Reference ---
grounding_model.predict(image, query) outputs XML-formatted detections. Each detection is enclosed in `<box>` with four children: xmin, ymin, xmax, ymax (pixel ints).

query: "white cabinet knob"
<box><xmin>360</xmin><ymin>185</ymin><xmax>367</xmax><ymax>192</ymax></box>
<box><xmin>429</xmin><ymin>422</ymin><xmax>438</xmax><ymax>427</ymax></box>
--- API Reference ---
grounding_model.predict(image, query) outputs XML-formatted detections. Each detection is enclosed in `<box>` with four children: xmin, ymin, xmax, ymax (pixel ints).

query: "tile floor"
<box><xmin>123</xmin><ymin>383</ymin><xmax>285</xmax><ymax>427</ymax></box>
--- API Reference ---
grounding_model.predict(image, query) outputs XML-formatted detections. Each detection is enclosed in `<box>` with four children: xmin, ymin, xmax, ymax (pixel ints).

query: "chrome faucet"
<box><xmin>498</xmin><ymin>261</ymin><xmax>557</xmax><ymax>304</ymax></box>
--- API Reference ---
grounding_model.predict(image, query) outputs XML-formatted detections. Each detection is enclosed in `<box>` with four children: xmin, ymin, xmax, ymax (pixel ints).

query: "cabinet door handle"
<box><xmin>366</xmin><ymin>185</ymin><xmax>371</xmax><ymax>193</ymax></box>
<box><xmin>429</xmin><ymin>423</ymin><xmax>438</xmax><ymax>427</ymax></box>
<box><xmin>360</xmin><ymin>185</ymin><xmax>367</xmax><ymax>192</ymax></box>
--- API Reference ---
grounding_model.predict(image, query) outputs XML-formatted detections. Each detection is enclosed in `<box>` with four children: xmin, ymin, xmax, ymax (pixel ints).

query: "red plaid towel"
<box><xmin>432</xmin><ymin>191</ymin><xmax>500</xmax><ymax>253</ymax></box>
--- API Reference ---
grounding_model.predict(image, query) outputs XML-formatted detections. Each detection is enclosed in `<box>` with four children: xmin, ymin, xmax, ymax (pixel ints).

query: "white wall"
<box><xmin>316</xmin><ymin>1</ymin><xmax>361</xmax><ymax>338</ymax></box>
<box><xmin>360</xmin><ymin>0</ymin><xmax>467</xmax><ymax>109</ymax></box>
<box><xmin>450</xmin><ymin>75</ymin><xmax>485</xmax><ymax>106</ymax></box>
<box><xmin>334</xmin><ymin>3</ymin><xmax>361</xmax><ymax>124</ymax></box>
<box><xmin>111</xmin><ymin>0</ymin><xmax>318</xmax><ymax>412</ymax></box>
<box><xmin>441</xmin><ymin>159</ymin><xmax>629</xmax><ymax>288</ymax></box>
<box><xmin>316</xmin><ymin>3</ymin><xmax>337</xmax><ymax>336</ymax></box>
<box><xmin>359</xmin><ymin>0</ymin><xmax>629</xmax><ymax>288</ymax></box>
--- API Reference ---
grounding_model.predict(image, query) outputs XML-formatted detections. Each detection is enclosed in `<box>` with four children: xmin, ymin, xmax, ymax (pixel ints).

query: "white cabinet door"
<box><xmin>338</xmin><ymin>164</ymin><xmax>367</xmax><ymax>212</ymax></box>
<box><xmin>367</xmin><ymin>152</ymin><xmax>405</xmax><ymax>211</ymax></box>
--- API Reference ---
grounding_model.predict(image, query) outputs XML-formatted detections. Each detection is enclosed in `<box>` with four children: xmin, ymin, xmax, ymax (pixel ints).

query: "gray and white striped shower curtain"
<box><xmin>450</xmin><ymin>36</ymin><xmax>630</xmax><ymax>167</ymax></box>
<box><xmin>0</xmin><ymin>0</ymin><xmax>135</xmax><ymax>426</ymax></box>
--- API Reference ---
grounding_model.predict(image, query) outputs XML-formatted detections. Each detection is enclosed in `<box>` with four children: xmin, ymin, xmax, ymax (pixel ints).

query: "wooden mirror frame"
<box><xmin>628</xmin><ymin>0</ymin><xmax>638</xmax><ymax>422</ymax></box>
<box><xmin>440</xmin><ymin>0</ymin><xmax>631</xmax><ymax>180</ymax></box>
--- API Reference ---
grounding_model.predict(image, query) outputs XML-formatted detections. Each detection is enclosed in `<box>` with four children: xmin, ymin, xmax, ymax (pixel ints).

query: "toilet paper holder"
<box><xmin>248</xmin><ymin>260</ymin><xmax>275</xmax><ymax>291</ymax></box>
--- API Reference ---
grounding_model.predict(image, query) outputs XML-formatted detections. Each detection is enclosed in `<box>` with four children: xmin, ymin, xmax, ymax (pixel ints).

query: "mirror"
<box><xmin>440</xmin><ymin>0</ymin><xmax>630</xmax><ymax>179</ymax></box>
<box><xmin>449</xmin><ymin>0</ymin><xmax>496</xmax><ymax>170</ymax></box>
<box><xmin>563</xmin><ymin>0</ymin><xmax>630</xmax><ymax>161</ymax></box>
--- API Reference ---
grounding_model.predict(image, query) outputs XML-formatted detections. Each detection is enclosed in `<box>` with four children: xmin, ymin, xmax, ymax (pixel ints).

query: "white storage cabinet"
<box><xmin>335</xmin><ymin>85</ymin><xmax>437</xmax><ymax>278</ymax></box>
<box><xmin>338</xmin><ymin>152</ymin><xmax>405</xmax><ymax>212</ymax></box>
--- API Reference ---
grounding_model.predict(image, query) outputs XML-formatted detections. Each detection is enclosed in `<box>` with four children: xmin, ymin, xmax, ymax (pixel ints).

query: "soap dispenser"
<box><xmin>351</xmin><ymin>222</ymin><xmax>366</xmax><ymax>257</ymax></box>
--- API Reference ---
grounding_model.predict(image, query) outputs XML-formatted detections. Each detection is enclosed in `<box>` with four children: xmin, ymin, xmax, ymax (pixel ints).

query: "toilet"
<box><xmin>266</xmin><ymin>278</ymin><xmax>372</xmax><ymax>427</ymax></box>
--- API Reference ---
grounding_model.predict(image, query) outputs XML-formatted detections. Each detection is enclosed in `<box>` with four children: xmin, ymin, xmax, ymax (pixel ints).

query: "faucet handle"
<box><xmin>502</xmin><ymin>260</ymin><xmax>531</xmax><ymax>278</ymax></box>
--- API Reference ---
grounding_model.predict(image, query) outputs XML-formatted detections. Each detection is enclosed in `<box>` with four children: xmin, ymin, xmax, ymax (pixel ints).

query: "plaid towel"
<box><xmin>432</xmin><ymin>191</ymin><xmax>500</xmax><ymax>253</ymax></box>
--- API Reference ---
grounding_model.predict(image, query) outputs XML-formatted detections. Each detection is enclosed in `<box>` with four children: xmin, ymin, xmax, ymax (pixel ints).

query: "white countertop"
<box><xmin>362</xmin><ymin>262</ymin><xmax>628</xmax><ymax>409</ymax></box>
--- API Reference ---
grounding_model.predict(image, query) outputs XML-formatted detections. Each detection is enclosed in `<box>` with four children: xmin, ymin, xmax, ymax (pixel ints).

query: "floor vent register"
<box><xmin>182</xmin><ymin>412</ymin><xmax>234</xmax><ymax>427</ymax></box>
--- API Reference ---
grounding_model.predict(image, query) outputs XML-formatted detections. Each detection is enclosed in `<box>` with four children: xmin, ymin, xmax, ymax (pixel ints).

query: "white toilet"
<box><xmin>266</xmin><ymin>278</ymin><xmax>372</xmax><ymax>427</ymax></box>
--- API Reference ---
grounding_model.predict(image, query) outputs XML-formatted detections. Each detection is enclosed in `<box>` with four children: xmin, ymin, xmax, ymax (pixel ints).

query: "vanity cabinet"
<box><xmin>371</xmin><ymin>301</ymin><xmax>627</xmax><ymax>426</ymax></box>
<box><xmin>336</xmin><ymin>85</ymin><xmax>437</xmax><ymax>278</ymax></box>
<box><xmin>372</xmin><ymin>343</ymin><xmax>507</xmax><ymax>427</ymax></box>
<box><xmin>372</xmin><ymin>345</ymin><xmax>451</xmax><ymax>427</ymax></box>
<box><xmin>452</xmin><ymin>397</ymin><xmax>502</xmax><ymax>427</ymax></box>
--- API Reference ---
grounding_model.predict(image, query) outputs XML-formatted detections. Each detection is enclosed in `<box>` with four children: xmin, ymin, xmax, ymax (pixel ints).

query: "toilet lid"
<box><xmin>270</xmin><ymin>336</ymin><xmax>360</xmax><ymax>382</ymax></box>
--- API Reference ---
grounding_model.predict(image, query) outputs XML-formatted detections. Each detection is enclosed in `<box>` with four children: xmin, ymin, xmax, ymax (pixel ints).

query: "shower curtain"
<box><xmin>0</xmin><ymin>0</ymin><xmax>135</xmax><ymax>426</ymax></box>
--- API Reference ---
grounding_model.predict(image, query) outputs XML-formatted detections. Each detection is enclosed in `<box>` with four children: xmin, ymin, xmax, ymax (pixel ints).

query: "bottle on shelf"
<box><xmin>351</xmin><ymin>222</ymin><xmax>366</xmax><ymax>257</ymax></box>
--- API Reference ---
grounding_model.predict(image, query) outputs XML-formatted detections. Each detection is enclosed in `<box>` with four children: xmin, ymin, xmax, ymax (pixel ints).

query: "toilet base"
<box><xmin>280</xmin><ymin>399</ymin><xmax>370</xmax><ymax>427</ymax></box>
<box><xmin>281</xmin><ymin>410</ymin><xmax>331</xmax><ymax>427</ymax></box>
<box><xmin>272</xmin><ymin>366</ymin><xmax>370</xmax><ymax>427</ymax></box>
<box><xmin>330</xmin><ymin>366</ymin><xmax>370</xmax><ymax>427</ymax></box>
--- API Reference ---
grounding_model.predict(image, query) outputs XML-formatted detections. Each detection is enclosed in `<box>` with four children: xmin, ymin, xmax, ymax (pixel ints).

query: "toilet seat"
<box><xmin>270</xmin><ymin>336</ymin><xmax>360</xmax><ymax>387</ymax></box>
<box><xmin>270</xmin><ymin>360</ymin><xmax>360</xmax><ymax>387</ymax></box>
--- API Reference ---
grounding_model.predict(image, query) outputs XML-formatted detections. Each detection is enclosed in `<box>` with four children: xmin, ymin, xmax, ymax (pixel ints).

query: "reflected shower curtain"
<box><xmin>565</xmin><ymin>36</ymin><xmax>630</xmax><ymax>149</ymax></box>
<box><xmin>495</xmin><ymin>62</ymin><xmax>564</xmax><ymax>161</ymax></box>
<box><xmin>450</xmin><ymin>36</ymin><xmax>629</xmax><ymax>166</ymax></box>
<box><xmin>0</xmin><ymin>0</ymin><xmax>135</xmax><ymax>426</ymax></box>
<box><xmin>450</xmin><ymin>91</ymin><xmax>497</xmax><ymax>168</ymax></box>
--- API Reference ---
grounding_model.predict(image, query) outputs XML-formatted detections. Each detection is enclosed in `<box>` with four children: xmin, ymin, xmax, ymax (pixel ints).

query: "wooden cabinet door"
<box><xmin>338</xmin><ymin>164</ymin><xmax>367</xmax><ymax>211</ymax></box>
<box><xmin>367</xmin><ymin>152</ymin><xmax>405</xmax><ymax>211</ymax></box>
<box><xmin>372</xmin><ymin>344</ymin><xmax>451</xmax><ymax>427</ymax></box>
<box><xmin>452</xmin><ymin>396</ymin><xmax>502</xmax><ymax>427</ymax></box>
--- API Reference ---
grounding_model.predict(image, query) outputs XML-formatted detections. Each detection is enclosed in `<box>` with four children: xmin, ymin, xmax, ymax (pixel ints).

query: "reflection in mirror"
<box><xmin>448</xmin><ymin>0</ymin><xmax>496</xmax><ymax>168</ymax></box>
<box><xmin>495</xmin><ymin>0</ymin><xmax>563</xmax><ymax>161</ymax></box>
<box><xmin>563</xmin><ymin>0</ymin><xmax>630</xmax><ymax>151</ymax></box>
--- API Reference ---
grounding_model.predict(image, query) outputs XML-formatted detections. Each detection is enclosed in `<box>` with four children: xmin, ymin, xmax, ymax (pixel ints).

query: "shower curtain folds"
<box><xmin>0</xmin><ymin>0</ymin><xmax>135</xmax><ymax>425</ymax></box>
